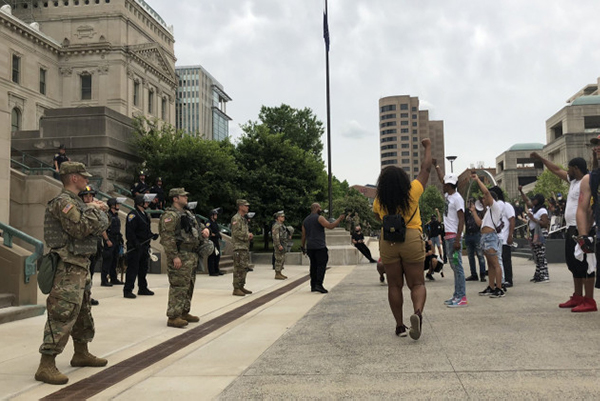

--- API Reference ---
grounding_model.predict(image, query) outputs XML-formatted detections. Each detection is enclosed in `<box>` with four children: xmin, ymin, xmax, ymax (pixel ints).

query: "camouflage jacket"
<box><xmin>44</xmin><ymin>189</ymin><xmax>110</xmax><ymax>268</ymax></box>
<box><xmin>272</xmin><ymin>222</ymin><xmax>289</xmax><ymax>249</ymax></box>
<box><xmin>159</xmin><ymin>207</ymin><xmax>205</xmax><ymax>257</ymax></box>
<box><xmin>231</xmin><ymin>212</ymin><xmax>250</xmax><ymax>250</ymax></box>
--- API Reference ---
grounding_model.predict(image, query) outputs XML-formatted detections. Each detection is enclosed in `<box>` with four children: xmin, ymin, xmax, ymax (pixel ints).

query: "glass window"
<box><xmin>148</xmin><ymin>90</ymin><xmax>154</xmax><ymax>114</ymax></box>
<box><xmin>400</xmin><ymin>104</ymin><xmax>408</xmax><ymax>110</ymax></box>
<box><xmin>39</xmin><ymin>68</ymin><xmax>46</xmax><ymax>95</ymax></box>
<box><xmin>381</xmin><ymin>159</ymin><xmax>396</xmax><ymax>166</ymax></box>
<box><xmin>11</xmin><ymin>108</ymin><xmax>21</xmax><ymax>132</ymax></box>
<box><xmin>401</xmin><ymin>136</ymin><xmax>409</xmax><ymax>141</ymax></box>
<box><xmin>401</xmin><ymin>121</ymin><xmax>409</xmax><ymax>126</ymax></box>
<box><xmin>412</xmin><ymin>130</ymin><xmax>418</xmax><ymax>134</ymax></box>
<box><xmin>413</xmin><ymin>160</ymin><xmax>419</xmax><ymax>164</ymax></box>
<box><xmin>380</xmin><ymin>105</ymin><xmax>396</xmax><ymax>113</ymax></box>
<box><xmin>81</xmin><ymin>74</ymin><xmax>92</xmax><ymax>100</ymax></box>
<box><xmin>412</xmin><ymin>122</ymin><xmax>417</xmax><ymax>126</ymax></box>
<box><xmin>401</xmin><ymin>144</ymin><xmax>409</xmax><ymax>148</ymax></box>
<box><xmin>412</xmin><ymin>107</ymin><xmax>417</xmax><ymax>111</ymax></box>
<box><xmin>401</xmin><ymin>151</ymin><xmax>410</xmax><ymax>156</ymax></box>
<box><xmin>12</xmin><ymin>55</ymin><xmax>20</xmax><ymax>84</ymax></box>
<box><xmin>413</xmin><ymin>152</ymin><xmax>419</xmax><ymax>157</ymax></box>
<box><xmin>161</xmin><ymin>97</ymin><xmax>167</xmax><ymax>120</ymax></box>
<box><xmin>412</xmin><ymin>114</ymin><xmax>417</xmax><ymax>119</ymax></box>
<box><xmin>400</xmin><ymin>113</ymin><xmax>408</xmax><ymax>118</ymax></box>
<box><xmin>382</xmin><ymin>152</ymin><xmax>397</xmax><ymax>158</ymax></box>
<box><xmin>412</xmin><ymin>136</ymin><xmax>419</xmax><ymax>141</ymax></box>
<box><xmin>414</xmin><ymin>167</ymin><xmax>419</xmax><ymax>172</ymax></box>
<box><xmin>400</xmin><ymin>129</ymin><xmax>409</xmax><ymax>133</ymax></box>
<box><xmin>133</xmin><ymin>81</ymin><xmax>140</xmax><ymax>106</ymax></box>
<box><xmin>402</xmin><ymin>159</ymin><xmax>410</xmax><ymax>163</ymax></box>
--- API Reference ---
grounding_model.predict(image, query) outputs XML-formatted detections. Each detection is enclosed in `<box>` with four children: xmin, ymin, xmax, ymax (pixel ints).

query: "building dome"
<box><xmin>571</xmin><ymin>95</ymin><xmax>600</xmax><ymax>106</ymax></box>
<box><xmin>507</xmin><ymin>143</ymin><xmax>544</xmax><ymax>151</ymax></box>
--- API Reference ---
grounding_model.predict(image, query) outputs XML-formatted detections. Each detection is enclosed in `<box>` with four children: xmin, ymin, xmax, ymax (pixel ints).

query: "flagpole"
<box><xmin>324</xmin><ymin>0</ymin><xmax>332</xmax><ymax>220</ymax></box>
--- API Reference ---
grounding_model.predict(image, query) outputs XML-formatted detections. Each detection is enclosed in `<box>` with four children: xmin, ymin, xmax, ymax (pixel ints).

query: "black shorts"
<box><xmin>565</xmin><ymin>226</ymin><xmax>595</xmax><ymax>279</ymax></box>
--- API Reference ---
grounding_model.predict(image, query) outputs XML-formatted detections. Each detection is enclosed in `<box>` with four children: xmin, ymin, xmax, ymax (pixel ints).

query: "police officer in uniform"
<box><xmin>159</xmin><ymin>188</ymin><xmax>211</xmax><ymax>328</ymax></box>
<box><xmin>206</xmin><ymin>208</ymin><xmax>224</xmax><ymax>276</ymax></box>
<box><xmin>272</xmin><ymin>211</ymin><xmax>289</xmax><ymax>280</ymax></box>
<box><xmin>232</xmin><ymin>199</ymin><xmax>254</xmax><ymax>296</ymax></box>
<box><xmin>36</xmin><ymin>162</ymin><xmax>109</xmax><ymax>385</ymax></box>
<box><xmin>149</xmin><ymin>177</ymin><xmax>166</xmax><ymax>211</ymax></box>
<box><xmin>101</xmin><ymin>198</ymin><xmax>124</xmax><ymax>286</ymax></box>
<box><xmin>130</xmin><ymin>170</ymin><xmax>150</xmax><ymax>196</ymax></box>
<box><xmin>124</xmin><ymin>194</ymin><xmax>158</xmax><ymax>298</ymax></box>
<box><xmin>52</xmin><ymin>144</ymin><xmax>70</xmax><ymax>180</ymax></box>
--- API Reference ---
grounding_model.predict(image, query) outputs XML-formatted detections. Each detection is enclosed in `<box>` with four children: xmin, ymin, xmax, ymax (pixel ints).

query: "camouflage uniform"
<box><xmin>272</xmin><ymin>221</ymin><xmax>288</xmax><ymax>273</ymax></box>
<box><xmin>159</xmin><ymin>206</ymin><xmax>203</xmax><ymax>319</ymax></box>
<box><xmin>40</xmin><ymin>189</ymin><xmax>109</xmax><ymax>355</ymax></box>
<box><xmin>231</xmin><ymin>212</ymin><xmax>251</xmax><ymax>289</ymax></box>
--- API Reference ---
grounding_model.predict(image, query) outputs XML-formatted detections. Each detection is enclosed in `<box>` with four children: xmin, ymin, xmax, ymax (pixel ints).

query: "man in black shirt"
<box><xmin>206</xmin><ymin>209</ymin><xmax>224</xmax><ymax>276</ymax></box>
<box><xmin>53</xmin><ymin>144</ymin><xmax>70</xmax><ymax>180</ymax></box>
<box><xmin>149</xmin><ymin>177</ymin><xmax>165</xmax><ymax>211</ymax></box>
<box><xmin>426</xmin><ymin>212</ymin><xmax>444</xmax><ymax>260</ymax></box>
<box><xmin>131</xmin><ymin>171</ymin><xmax>150</xmax><ymax>196</ymax></box>
<box><xmin>351</xmin><ymin>225</ymin><xmax>376</xmax><ymax>263</ymax></box>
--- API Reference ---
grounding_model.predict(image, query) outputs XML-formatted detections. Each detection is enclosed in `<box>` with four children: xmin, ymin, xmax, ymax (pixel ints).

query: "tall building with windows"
<box><xmin>379</xmin><ymin>95</ymin><xmax>445</xmax><ymax>190</ymax></box>
<box><xmin>175</xmin><ymin>65</ymin><xmax>231</xmax><ymax>140</ymax></box>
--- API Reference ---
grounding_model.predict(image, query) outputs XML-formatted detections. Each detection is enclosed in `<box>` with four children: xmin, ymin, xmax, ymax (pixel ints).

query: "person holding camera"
<box><xmin>372</xmin><ymin>138</ymin><xmax>432</xmax><ymax>340</ymax></box>
<box><xmin>470</xmin><ymin>173</ymin><xmax>505</xmax><ymax>298</ymax></box>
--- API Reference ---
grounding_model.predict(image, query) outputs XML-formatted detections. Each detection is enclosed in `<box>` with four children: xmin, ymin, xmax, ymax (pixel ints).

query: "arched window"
<box><xmin>11</xmin><ymin>108</ymin><xmax>22</xmax><ymax>132</ymax></box>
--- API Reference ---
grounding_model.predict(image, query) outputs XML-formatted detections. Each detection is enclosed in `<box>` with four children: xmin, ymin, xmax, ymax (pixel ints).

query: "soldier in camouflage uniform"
<box><xmin>36</xmin><ymin>162</ymin><xmax>110</xmax><ymax>385</ymax></box>
<box><xmin>231</xmin><ymin>199</ymin><xmax>254</xmax><ymax>296</ymax></box>
<box><xmin>159</xmin><ymin>188</ymin><xmax>211</xmax><ymax>328</ymax></box>
<box><xmin>272</xmin><ymin>211</ymin><xmax>289</xmax><ymax>280</ymax></box>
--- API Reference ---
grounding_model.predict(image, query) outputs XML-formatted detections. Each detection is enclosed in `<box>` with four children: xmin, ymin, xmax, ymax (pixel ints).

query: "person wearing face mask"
<box><xmin>124</xmin><ymin>194</ymin><xmax>159</xmax><ymax>298</ymax></box>
<box><xmin>101</xmin><ymin>198</ymin><xmax>124</xmax><ymax>286</ymax></box>
<box><xmin>352</xmin><ymin>225</ymin><xmax>377</xmax><ymax>263</ymax></box>
<box><xmin>301</xmin><ymin>204</ymin><xmax>346</xmax><ymax>293</ymax></box>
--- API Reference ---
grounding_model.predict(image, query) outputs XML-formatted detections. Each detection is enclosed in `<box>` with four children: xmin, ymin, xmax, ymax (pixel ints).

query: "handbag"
<box><xmin>490</xmin><ymin>208</ymin><xmax>504</xmax><ymax>234</ymax></box>
<box><xmin>382</xmin><ymin>208</ymin><xmax>418</xmax><ymax>243</ymax></box>
<box><xmin>37</xmin><ymin>252</ymin><xmax>59</xmax><ymax>295</ymax></box>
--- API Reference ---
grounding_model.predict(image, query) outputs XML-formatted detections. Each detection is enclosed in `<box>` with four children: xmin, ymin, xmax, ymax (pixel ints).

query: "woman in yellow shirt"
<box><xmin>373</xmin><ymin>138</ymin><xmax>432</xmax><ymax>340</ymax></box>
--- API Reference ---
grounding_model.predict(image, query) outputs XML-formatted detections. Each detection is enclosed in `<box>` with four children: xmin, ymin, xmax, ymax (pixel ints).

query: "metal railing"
<box><xmin>11</xmin><ymin>147</ymin><xmax>54</xmax><ymax>170</ymax></box>
<box><xmin>10</xmin><ymin>159</ymin><xmax>56</xmax><ymax>176</ymax></box>
<box><xmin>0</xmin><ymin>222</ymin><xmax>44</xmax><ymax>284</ymax></box>
<box><xmin>112</xmin><ymin>183</ymin><xmax>132</xmax><ymax>197</ymax></box>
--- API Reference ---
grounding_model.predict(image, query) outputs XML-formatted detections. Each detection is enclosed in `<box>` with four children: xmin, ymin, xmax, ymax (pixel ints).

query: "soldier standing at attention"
<box><xmin>77</xmin><ymin>185</ymin><xmax>102</xmax><ymax>306</ymax></box>
<box><xmin>36</xmin><ymin>162</ymin><xmax>109</xmax><ymax>385</ymax></box>
<box><xmin>272</xmin><ymin>211</ymin><xmax>289</xmax><ymax>280</ymax></box>
<box><xmin>232</xmin><ymin>199</ymin><xmax>254</xmax><ymax>296</ymax></box>
<box><xmin>124</xmin><ymin>195</ymin><xmax>158</xmax><ymax>298</ymax></box>
<box><xmin>159</xmin><ymin>188</ymin><xmax>210</xmax><ymax>328</ymax></box>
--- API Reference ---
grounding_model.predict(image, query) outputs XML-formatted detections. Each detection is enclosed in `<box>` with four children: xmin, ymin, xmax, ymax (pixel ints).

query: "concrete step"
<box><xmin>0</xmin><ymin>294</ymin><xmax>15</xmax><ymax>309</ymax></box>
<box><xmin>0</xmin><ymin>305</ymin><xmax>46</xmax><ymax>325</ymax></box>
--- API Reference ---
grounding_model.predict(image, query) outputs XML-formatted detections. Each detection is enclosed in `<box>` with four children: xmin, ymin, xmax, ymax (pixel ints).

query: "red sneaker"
<box><xmin>572</xmin><ymin>297</ymin><xmax>598</xmax><ymax>313</ymax></box>
<box><xmin>559</xmin><ymin>294</ymin><xmax>583</xmax><ymax>308</ymax></box>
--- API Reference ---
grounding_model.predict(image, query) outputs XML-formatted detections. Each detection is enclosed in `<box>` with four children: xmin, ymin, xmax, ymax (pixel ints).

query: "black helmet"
<box><xmin>107</xmin><ymin>198</ymin><xmax>118</xmax><ymax>207</ymax></box>
<box><xmin>134</xmin><ymin>194</ymin><xmax>146</xmax><ymax>206</ymax></box>
<box><xmin>139</xmin><ymin>170</ymin><xmax>147</xmax><ymax>176</ymax></box>
<box><xmin>78</xmin><ymin>185</ymin><xmax>96</xmax><ymax>198</ymax></box>
<box><xmin>59</xmin><ymin>144</ymin><xmax>66</xmax><ymax>150</ymax></box>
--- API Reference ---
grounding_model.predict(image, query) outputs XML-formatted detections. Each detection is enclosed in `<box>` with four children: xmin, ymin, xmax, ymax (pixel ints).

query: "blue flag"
<box><xmin>323</xmin><ymin>10</ymin><xmax>330</xmax><ymax>52</ymax></box>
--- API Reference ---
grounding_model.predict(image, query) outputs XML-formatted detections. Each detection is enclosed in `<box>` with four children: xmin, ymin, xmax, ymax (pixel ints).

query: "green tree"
<box><xmin>235</xmin><ymin>123</ymin><xmax>327</xmax><ymax>249</ymax></box>
<box><xmin>251</xmin><ymin>104</ymin><xmax>325</xmax><ymax>159</ymax></box>
<box><xmin>131</xmin><ymin>117</ymin><xmax>239</xmax><ymax>220</ymax></box>
<box><xmin>419</xmin><ymin>185</ymin><xmax>446</xmax><ymax>228</ymax></box>
<box><xmin>533</xmin><ymin>169</ymin><xmax>569</xmax><ymax>201</ymax></box>
<box><xmin>332</xmin><ymin>187</ymin><xmax>379</xmax><ymax>231</ymax></box>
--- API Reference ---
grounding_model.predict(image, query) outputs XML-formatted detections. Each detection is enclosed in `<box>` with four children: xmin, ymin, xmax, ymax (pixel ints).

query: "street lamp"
<box><xmin>446</xmin><ymin>156</ymin><xmax>457</xmax><ymax>173</ymax></box>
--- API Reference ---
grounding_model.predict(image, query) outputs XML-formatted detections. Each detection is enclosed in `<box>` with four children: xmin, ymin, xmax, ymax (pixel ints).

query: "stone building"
<box><xmin>495</xmin><ymin>143</ymin><xmax>544</xmax><ymax>200</ymax></box>
<box><xmin>2</xmin><ymin>0</ymin><xmax>177</xmax><ymax>202</ymax></box>
<box><xmin>378</xmin><ymin>95</ymin><xmax>445</xmax><ymax>192</ymax></box>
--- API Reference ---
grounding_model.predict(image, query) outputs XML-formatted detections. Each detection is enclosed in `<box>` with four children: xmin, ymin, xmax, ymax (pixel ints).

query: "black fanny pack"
<box><xmin>382</xmin><ymin>208</ymin><xmax>417</xmax><ymax>243</ymax></box>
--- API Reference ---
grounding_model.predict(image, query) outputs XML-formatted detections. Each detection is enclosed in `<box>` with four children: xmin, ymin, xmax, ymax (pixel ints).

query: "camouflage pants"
<box><xmin>167</xmin><ymin>251</ymin><xmax>198</xmax><ymax>319</ymax></box>
<box><xmin>274</xmin><ymin>248</ymin><xmax>286</xmax><ymax>272</ymax></box>
<box><xmin>232</xmin><ymin>249</ymin><xmax>249</xmax><ymax>289</ymax></box>
<box><xmin>39</xmin><ymin>259</ymin><xmax>94</xmax><ymax>355</ymax></box>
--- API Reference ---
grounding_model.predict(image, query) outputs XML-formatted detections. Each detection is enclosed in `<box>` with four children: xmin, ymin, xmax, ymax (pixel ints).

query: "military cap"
<box><xmin>274</xmin><ymin>210</ymin><xmax>285</xmax><ymax>218</ymax></box>
<box><xmin>237</xmin><ymin>199</ymin><xmax>250</xmax><ymax>206</ymax></box>
<box><xmin>169</xmin><ymin>187</ymin><xmax>190</xmax><ymax>197</ymax></box>
<box><xmin>59</xmin><ymin>161</ymin><xmax>92</xmax><ymax>177</ymax></box>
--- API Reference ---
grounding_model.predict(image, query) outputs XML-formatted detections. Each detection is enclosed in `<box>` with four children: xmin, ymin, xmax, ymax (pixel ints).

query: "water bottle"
<box><xmin>452</xmin><ymin>250</ymin><xmax>460</xmax><ymax>265</ymax></box>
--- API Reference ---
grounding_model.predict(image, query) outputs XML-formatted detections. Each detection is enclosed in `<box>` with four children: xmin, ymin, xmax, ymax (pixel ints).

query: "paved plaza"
<box><xmin>2</xmin><ymin>246</ymin><xmax>600</xmax><ymax>399</ymax></box>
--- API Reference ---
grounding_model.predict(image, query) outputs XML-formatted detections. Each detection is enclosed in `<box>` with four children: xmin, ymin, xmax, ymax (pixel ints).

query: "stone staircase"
<box><xmin>219</xmin><ymin>254</ymin><xmax>234</xmax><ymax>274</ymax></box>
<box><xmin>0</xmin><ymin>293</ymin><xmax>45</xmax><ymax>325</ymax></box>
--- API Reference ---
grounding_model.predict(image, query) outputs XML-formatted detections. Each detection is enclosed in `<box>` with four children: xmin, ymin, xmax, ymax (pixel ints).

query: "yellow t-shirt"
<box><xmin>372</xmin><ymin>179</ymin><xmax>424</xmax><ymax>231</ymax></box>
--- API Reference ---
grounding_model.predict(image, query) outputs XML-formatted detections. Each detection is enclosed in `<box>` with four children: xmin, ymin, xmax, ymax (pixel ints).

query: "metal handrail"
<box><xmin>0</xmin><ymin>222</ymin><xmax>44</xmax><ymax>284</ymax></box>
<box><xmin>10</xmin><ymin>159</ymin><xmax>56</xmax><ymax>175</ymax></box>
<box><xmin>112</xmin><ymin>183</ymin><xmax>132</xmax><ymax>197</ymax></box>
<box><xmin>11</xmin><ymin>147</ymin><xmax>54</xmax><ymax>169</ymax></box>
